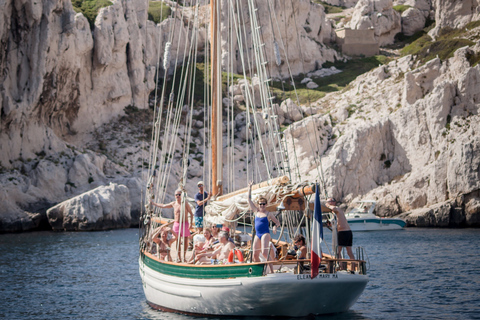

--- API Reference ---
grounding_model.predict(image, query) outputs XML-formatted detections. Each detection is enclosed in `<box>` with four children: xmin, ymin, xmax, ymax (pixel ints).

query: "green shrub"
<box><xmin>401</xmin><ymin>23</ymin><xmax>477</xmax><ymax>65</ymax></box>
<box><xmin>72</xmin><ymin>0</ymin><xmax>113</xmax><ymax>30</ymax></box>
<box><xmin>392</xmin><ymin>5</ymin><xmax>411</xmax><ymax>13</ymax></box>
<box><xmin>313</xmin><ymin>1</ymin><xmax>344</xmax><ymax>14</ymax></box>
<box><xmin>148</xmin><ymin>1</ymin><xmax>171</xmax><ymax>24</ymax></box>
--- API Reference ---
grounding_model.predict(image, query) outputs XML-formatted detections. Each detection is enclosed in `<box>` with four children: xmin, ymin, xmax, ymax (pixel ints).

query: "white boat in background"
<box><xmin>345</xmin><ymin>201</ymin><xmax>406</xmax><ymax>231</ymax></box>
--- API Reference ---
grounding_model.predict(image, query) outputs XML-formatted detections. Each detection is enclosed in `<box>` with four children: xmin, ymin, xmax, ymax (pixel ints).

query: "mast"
<box><xmin>211</xmin><ymin>0</ymin><xmax>222</xmax><ymax>196</ymax></box>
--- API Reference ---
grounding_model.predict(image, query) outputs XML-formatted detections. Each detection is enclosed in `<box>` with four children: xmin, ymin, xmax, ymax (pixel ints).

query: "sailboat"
<box><xmin>139</xmin><ymin>0</ymin><xmax>368</xmax><ymax>316</ymax></box>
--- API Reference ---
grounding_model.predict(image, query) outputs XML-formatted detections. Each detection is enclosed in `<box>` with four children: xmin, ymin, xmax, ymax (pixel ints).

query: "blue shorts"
<box><xmin>194</xmin><ymin>216</ymin><xmax>203</xmax><ymax>228</ymax></box>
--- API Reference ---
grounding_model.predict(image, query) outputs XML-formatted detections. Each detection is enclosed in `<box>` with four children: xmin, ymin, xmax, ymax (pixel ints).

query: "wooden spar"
<box><xmin>216</xmin><ymin>175</ymin><xmax>290</xmax><ymax>201</ymax></box>
<box><xmin>289</xmin><ymin>184</ymin><xmax>316</xmax><ymax>198</ymax></box>
<box><xmin>210</xmin><ymin>0</ymin><xmax>222</xmax><ymax>196</ymax></box>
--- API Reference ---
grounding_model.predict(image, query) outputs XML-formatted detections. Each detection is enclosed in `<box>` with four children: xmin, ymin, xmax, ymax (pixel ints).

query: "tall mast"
<box><xmin>211</xmin><ymin>0</ymin><xmax>222</xmax><ymax>196</ymax></box>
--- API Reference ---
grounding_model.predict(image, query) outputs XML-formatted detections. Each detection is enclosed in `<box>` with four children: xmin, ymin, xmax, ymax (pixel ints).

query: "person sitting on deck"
<box><xmin>194</xmin><ymin>231</ymin><xmax>235</xmax><ymax>265</ymax></box>
<box><xmin>211</xmin><ymin>224</ymin><xmax>221</xmax><ymax>240</ymax></box>
<box><xmin>293</xmin><ymin>234</ymin><xmax>307</xmax><ymax>260</ymax></box>
<box><xmin>187</xmin><ymin>228</ymin><xmax>216</xmax><ymax>263</ymax></box>
<box><xmin>151</xmin><ymin>226</ymin><xmax>176</xmax><ymax>261</ymax></box>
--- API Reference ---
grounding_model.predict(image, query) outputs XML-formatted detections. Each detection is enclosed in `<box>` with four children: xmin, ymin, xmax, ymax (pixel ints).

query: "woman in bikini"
<box><xmin>152</xmin><ymin>226</ymin><xmax>176</xmax><ymax>261</ymax></box>
<box><xmin>247</xmin><ymin>181</ymin><xmax>281</xmax><ymax>265</ymax></box>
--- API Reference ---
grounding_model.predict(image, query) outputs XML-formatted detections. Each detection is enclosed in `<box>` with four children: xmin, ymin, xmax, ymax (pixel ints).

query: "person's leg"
<box><xmin>337</xmin><ymin>245</ymin><xmax>344</xmax><ymax>259</ymax></box>
<box><xmin>183</xmin><ymin>236</ymin><xmax>189</xmax><ymax>262</ymax></box>
<box><xmin>260</xmin><ymin>234</ymin><xmax>271</xmax><ymax>261</ymax></box>
<box><xmin>252</xmin><ymin>236</ymin><xmax>261</xmax><ymax>261</ymax></box>
<box><xmin>346</xmin><ymin>246</ymin><xmax>355</xmax><ymax>260</ymax></box>
<box><xmin>261</xmin><ymin>234</ymin><xmax>274</xmax><ymax>273</ymax></box>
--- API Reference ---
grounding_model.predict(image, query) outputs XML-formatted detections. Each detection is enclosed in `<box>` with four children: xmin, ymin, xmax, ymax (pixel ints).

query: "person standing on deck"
<box><xmin>151</xmin><ymin>189</ymin><xmax>193</xmax><ymax>262</ymax></box>
<box><xmin>194</xmin><ymin>181</ymin><xmax>211</xmax><ymax>233</ymax></box>
<box><xmin>325</xmin><ymin>197</ymin><xmax>355</xmax><ymax>260</ymax></box>
<box><xmin>247</xmin><ymin>181</ymin><xmax>281</xmax><ymax>269</ymax></box>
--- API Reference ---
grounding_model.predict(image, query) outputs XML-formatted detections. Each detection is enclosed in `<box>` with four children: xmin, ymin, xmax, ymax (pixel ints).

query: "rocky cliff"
<box><xmin>0</xmin><ymin>0</ymin><xmax>340</xmax><ymax>232</ymax></box>
<box><xmin>0</xmin><ymin>0</ymin><xmax>479</xmax><ymax>232</ymax></box>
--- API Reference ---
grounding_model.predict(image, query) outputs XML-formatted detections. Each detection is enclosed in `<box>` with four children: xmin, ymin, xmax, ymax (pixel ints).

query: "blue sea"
<box><xmin>1</xmin><ymin>228</ymin><xmax>479</xmax><ymax>319</ymax></box>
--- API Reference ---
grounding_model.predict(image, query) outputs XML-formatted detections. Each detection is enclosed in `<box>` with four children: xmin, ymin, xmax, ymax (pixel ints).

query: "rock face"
<box><xmin>349</xmin><ymin>0</ymin><xmax>402</xmax><ymax>46</ymax></box>
<box><xmin>285</xmin><ymin>44</ymin><xmax>480</xmax><ymax>227</ymax></box>
<box><xmin>47</xmin><ymin>183</ymin><xmax>131</xmax><ymax>231</ymax></box>
<box><xmin>1</xmin><ymin>0</ymin><xmax>480</xmax><ymax>232</ymax></box>
<box><xmin>219</xmin><ymin>0</ymin><xmax>338</xmax><ymax>78</ymax></box>
<box><xmin>429</xmin><ymin>0</ymin><xmax>480</xmax><ymax>38</ymax></box>
<box><xmin>401</xmin><ymin>7</ymin><xmax>427</xmax><ymax>36</ymax></box>
<box><xmin>0</xmin><ymin>0</ymin><xmax>159</xmax><ymax>169</ymax></box>
<box><xmin>0</xmin><ymin>0</ymin><xmax>340</xmax><ymax>232</ymax></box>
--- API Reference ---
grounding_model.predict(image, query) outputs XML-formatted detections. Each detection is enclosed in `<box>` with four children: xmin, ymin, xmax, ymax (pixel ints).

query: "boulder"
<box><xmin>47</xmin><ymin>183</ymin><xmax>131</xmax><ymax>231</ymax></box>
<box><xmin>280</xmin><ymin>99</ymin><xmax>304</xmax><ymax>122</ymax></box>
<box><xmin>401</xmin><ymin>7</ymin><xmax>426</xmax><ymax>36</ymax></box>
<box><xmin>429</xmin><ymin>0</ymin><xmax>480</xmax><ymax>38</ymax></box>
<box><xmin>349</xmin><ymin>0</ymin><xmax>401</xmax><ymax>45</ymax></box>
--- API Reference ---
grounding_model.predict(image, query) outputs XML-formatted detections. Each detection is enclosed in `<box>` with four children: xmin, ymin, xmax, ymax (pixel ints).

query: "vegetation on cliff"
<box><xmin>401</xmin><ymin>20</ymin><xmax>480</xmax><ymax>66</ymax></box>
<box><xmin>72</xmin><ymin>0</ymin><xmax>113</xmax><ymax>29</ymax></box>
<box><xmin>148</xmin><ymin>1</ymin><xmax>172</xmax><ymax>24</ymax></box>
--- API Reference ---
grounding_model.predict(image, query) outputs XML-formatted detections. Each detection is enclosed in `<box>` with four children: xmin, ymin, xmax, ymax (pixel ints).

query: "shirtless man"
<box><xmin>325</xmin><ymin>197</ymin><xmax>355</xmax><ymax>260</ymax></box>
<box><xmin>151</xmin><ymin>189</ymin><xmax>193</xmax><ymax>262</ymax></box>
<box><xmin>194</xmin><ymin>231</ymin><xmax>235</xmax><ymax>265</ymax></box>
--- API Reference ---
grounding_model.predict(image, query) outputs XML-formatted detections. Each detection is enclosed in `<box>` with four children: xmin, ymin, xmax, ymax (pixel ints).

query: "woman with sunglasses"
<box><xmin>248</xmin><ymin>181</ymin><xmax>281</xmax><ymax>268</ymax></box>
<box><xmin>151</xmin><ymin>189</ymin><xmax>193</xmax><ymax>262</ymax></box>
<box><xmin>293</xmin><ymin>234</ymin><xmax>307</xmax><ymax>259</ymax></box>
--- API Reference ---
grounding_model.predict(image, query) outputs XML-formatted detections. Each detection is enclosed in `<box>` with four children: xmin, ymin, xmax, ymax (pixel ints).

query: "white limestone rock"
<box><xmin>429</xmin><ymin>0</ymin><xmax>480</xmax><ymax>38</ymax></box>
<box><xmin>280</xmin><ymin>99</ymin><xmax>304</xmax><ymax>122</ymax></box>
<box><xmin>307</xmin><ymin>82</ymin><xmax>319</xmax><ymax>89</ymax></box>
<box><xmin>219</xmin><ymin>0</ymin><xmax>338</xmax><ymax>78</ymax></box>
<box><xmin>401</xmin><ymin>7</ymin><xmax>426</xmax><ymax>36</ymax></box>
<box><xmin>405</xmin><ymin>201</ymin><xmax>452</xmax><ymax>227</ymax></box>
<box><xmin>349</xmin><ymin>0</ymin><xmax>401</xmax><ymax>45</ymax></box>
<box><xmin>47</xmin><ymin>183</ymin><xmax>131</xmax><ymax>231</ymax></box>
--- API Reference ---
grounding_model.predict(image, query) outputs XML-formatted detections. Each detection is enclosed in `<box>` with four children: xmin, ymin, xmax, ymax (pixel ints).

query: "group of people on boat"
<box><xmin>149</xmin><ymin>179</ymin><xmax>356</xmax><ymax>265</ymax></box>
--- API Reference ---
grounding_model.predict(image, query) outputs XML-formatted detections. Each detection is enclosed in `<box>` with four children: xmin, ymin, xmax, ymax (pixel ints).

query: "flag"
<box><xmin>311</xmin><ymin>184</ymin><xmax>323</xmax><ymax>279</ymax></box>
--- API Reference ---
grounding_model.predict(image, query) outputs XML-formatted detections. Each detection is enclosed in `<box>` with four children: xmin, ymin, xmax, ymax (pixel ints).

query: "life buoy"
<box><xmin>228</xmin><ymin>249</ymin><xmax>244</xmax><ymax>263</ymax></box>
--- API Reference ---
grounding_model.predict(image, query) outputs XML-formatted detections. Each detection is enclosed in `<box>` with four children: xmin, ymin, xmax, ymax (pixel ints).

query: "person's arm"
<box><xmin>196</xmin><ymin>192</ymin><xmax>211</xmax><ymax>206</ymax></box>
<box><xmin>196</xmin><ymin>246</ymin><xmax>220</xmax><ymax>261</ymax></box>
<box><xmin>247</xmin><ymin>181</ymin><xmax>258</xmax><ymax>212</ymax></box>
<box><xmin>186</xmin><ymin>202</ymin><xmax>193</xmax><ymax>224</ymax></box>
<box><xmin>151</xmin><ymin>200</ymin><xmax>174</xmax><ymax>209</ymax></box>
<box><xmin>268</xmin><ymin>212</ymin><xmax>281</xmax><ymax>234</ymax></box>
<box><xmin>151</xmin><ymin>226</ymin><xmax>162</xmax><ymax>241</ymax></box>
<box><xmin>325</xmin><ymin>202</ymin><xmax>338</xmax><ymax>214</ymax></box>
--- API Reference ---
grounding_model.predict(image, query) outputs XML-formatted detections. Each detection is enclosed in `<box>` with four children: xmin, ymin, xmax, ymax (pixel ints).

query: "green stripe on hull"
<box><xmin>141</xmin><ymin>253</ymin><xmax>265</xmax><ymax>279</ymax></box>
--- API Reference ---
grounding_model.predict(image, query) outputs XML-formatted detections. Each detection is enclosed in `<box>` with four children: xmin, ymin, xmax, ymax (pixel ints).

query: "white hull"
<box><xmin>139</xmin><ymin>257</ymin><xmax>368</xmax><ymax>317</ymax></box>
<box><xmin>348</xmin><ymin>218</ymin><xmax>406</xmax><ymax>231</ymax></box>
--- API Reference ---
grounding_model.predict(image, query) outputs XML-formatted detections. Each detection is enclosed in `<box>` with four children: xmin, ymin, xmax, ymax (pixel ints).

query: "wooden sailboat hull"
<box><xmin>139</xmin><ymin>253</ymin><xmax>369</xmax><ymax>317</ymax></box>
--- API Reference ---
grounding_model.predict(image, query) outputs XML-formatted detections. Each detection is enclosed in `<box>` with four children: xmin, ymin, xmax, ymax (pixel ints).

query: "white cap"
<box><xmin>197</xmin><ymin>181</ymin><xmax>204</xmax><ymax>186</ymax></box>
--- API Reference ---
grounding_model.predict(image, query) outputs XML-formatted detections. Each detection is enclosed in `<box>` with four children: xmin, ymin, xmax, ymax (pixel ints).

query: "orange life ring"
<box><xmin>228</xmin><ymin>249</ymin><xmax>244</xmax><ymax>263</ymax></box>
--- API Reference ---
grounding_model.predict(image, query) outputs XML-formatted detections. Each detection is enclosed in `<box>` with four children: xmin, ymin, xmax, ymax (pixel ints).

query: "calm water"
<box><xmin>1</xmin><ymin>228</ymin><xmax>479</xmax><ymax>320</ymax></box>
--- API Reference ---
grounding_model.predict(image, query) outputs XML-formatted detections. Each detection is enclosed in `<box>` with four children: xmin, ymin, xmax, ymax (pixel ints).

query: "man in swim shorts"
<box><xmin>194</xmin><ymin>181</ymin><xmax>211</xmax><ymax>233</ymax></box>
<box><xmin>151</xmin><ymin>189</ymin><xmax>193</xmax><ymax>262</ymax></box>
<box><xmin>325</xmin><ymin>197</ymin><xmax>355</xmax><ymax>260</ymax></box>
